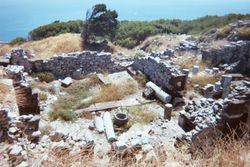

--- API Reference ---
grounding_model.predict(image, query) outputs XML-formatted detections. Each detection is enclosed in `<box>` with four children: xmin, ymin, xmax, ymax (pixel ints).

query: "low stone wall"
<box><xmin>10</xmin><ymin>48</ymin><xmax>125</xmax><ymax>79</ymax></box>
<box><xmin>202</xmin><ymin>41</ymin><xmax>250</xmax><ymax>76</ymax></box>
<box><xmin>132</xmin><ymin>56</ymin><xmax>187</xmax><ymax>94</ymax></box>
<box><xmin>0</xmin><ymin>108</ymin><xmax>9</xmax><ymax>142</ymax></box>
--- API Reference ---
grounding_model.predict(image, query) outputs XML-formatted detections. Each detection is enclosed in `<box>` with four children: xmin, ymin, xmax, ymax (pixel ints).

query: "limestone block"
<box><xmin>146</xmin><ymin>81</ymin><xmax>172</xmax><ymax>103</ymax></box>
<box><xmin>103</xmin><ymin>112</ymin><xmax>117</xmax><ymax>142</ymax></box>
<box><xmin>94</xmin><ymin>116</ymin><xmax>104</xmax><ymax>133</ymax></box>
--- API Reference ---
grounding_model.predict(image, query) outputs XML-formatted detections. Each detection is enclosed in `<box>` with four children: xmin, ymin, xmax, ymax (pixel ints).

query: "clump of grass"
<box><xmin>134</xmin><ymin>50</ymin><xmax>145</xmax><ymax>57</ymax></box>
<box><xmin>38</xmin><ymin>92</ymin><xmax>48</xmax><ymax>101</ymax></box>
<box><xmin>32</xmin><ymin>72</ymin><xmax>55</xmax><ymax>83</ymax></box>
<box><xmin>49</xmin><ymin>78</ymin><xmax>99</xmax><ymax>121</ymax></box>
<box><xmin>40</xmin><ymin>124</ymin><xmax>53</xmax><ymax>136</ymax></box>
<box><xmin>186</xmin><ymin>73</ymin><xmax>222</xmax><ymax>90</ymax></box>
<box><xmin>122</xmin><ymin>105</ymin><xmax>157</xmax><ymax>130</ymax></box>
<box><xmin>49</xmin><ymin>110</ymin><xmax>77</xmax><ymax>122</ymax></box>
<box><xmin>216</xmin><ymin>25</ymin><xmax>233</xmax><ymax>39</ymax></box>
<box><xmin>193</xmin><ymin>133</ymin><xmax>250</xmax><ymax>167</ymax></box>
<box><xmin>238</xmin><ymin>27</ymin><xmax>250</xmax><ymax>40</ymax></box>
<box><xmin>49</xmin><ymin>96</ymin><xmax>77</xmax><ymax>121</ymax></box>
<box><xmin>91</xmin><ymin>81</ymin><xmax>136</xmax><ymax>104</ymax></box>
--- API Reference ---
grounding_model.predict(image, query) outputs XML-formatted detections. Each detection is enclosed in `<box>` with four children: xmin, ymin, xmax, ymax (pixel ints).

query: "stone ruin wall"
<box><xmin>10</xmin><ymin>48</ymin><xmax>125</xmax><ymax>79</ymax></box>
<box><xmin>178</xmin><ymin>80</ymin><xmax>250</xmax><ymax>153</ymax></box>
<box><xmin>132</xmin><ymin>56</ymin><xmax>187</xmax><ymax>94</ymax></box>
<box><xmin>202</xmin><ymin>41</ymin><xmax>250</xmax><ymax>76</ymax></box>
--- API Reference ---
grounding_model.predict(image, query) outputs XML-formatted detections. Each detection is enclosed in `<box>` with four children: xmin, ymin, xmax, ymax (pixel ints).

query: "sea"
<box><xmin>0</xmin><ymin>0</ymin><xmax>250</xmax><ymax>41</ymax></box>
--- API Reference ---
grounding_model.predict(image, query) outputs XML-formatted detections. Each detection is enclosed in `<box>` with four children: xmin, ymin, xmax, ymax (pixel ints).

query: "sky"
<box><xmin>0</xmin><ymin>0</ymin><xmax>250</xmax><ymax>41</ymax></box>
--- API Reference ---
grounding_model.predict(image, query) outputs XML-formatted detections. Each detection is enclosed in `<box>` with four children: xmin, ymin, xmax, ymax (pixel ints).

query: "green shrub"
<box><xmin>38</xmin><ymin>92</ymin><xmax>48</xmax><ymax>101</ymax></box>
<box><xmin>29</xmin><ymin>20</ymin><xmax>83</xmax><ymax>40</ymax></box>
<box><xmin>9</xmin><ymin>37</ymin><xmax>27</xmax><ymax>46</ymax></box>
<box><xmin>33</xmin><ymin>72</ymin><xmax>55</xmax><ymax>83</ymax></box>
<box><xmin>49</xmin><ymin>110</ymin><xmax>77</xmax><ymax>121</ymax></box>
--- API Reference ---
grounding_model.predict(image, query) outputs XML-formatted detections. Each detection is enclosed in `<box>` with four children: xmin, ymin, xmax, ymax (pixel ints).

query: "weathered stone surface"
<box><xmin>94</xmin><ymin>116</ymin><xmax>105</xmax><ymax>133</ymax></box>
<box><xmin>10</xmin><ymin>49</ymin><xmax>125</xmax><ymax>79</ymax></box>
<box><xmin>146</xmin><ymin>81</ymin><xmax>172</xmax><ymax>103</ymax></box>
<box><xmin>132</xmin><ymin>56</ymin><xmax>187</xmax><ymax>94</ymax></box>
<box><xmin>143</xmin><ymin>87</ymin><xmax>155</xmax><ymax>99</ymax></box>
<box><xmin>202</xmin><ymin>41</ymin><xmax>250</xmax><ymax>76</ymax></box>
<box><xmin>113</xmin><ymin>111</ymin><xmax>129</xmax><ymax>127</ymax></box>
<box><xmin>192</xmin><ymin>65</ymin><xmax>199</xmax><ymax>75</ymax></box>
<box><xmin>60</xmin><ymin>77</ymin><xmax>72</xmax><ymax>87</ymax></box>
<box><xmin>103</xmin><ymin>112</ymin><xmax>117</xmax><ymax>142</ymax></box>
<box><xmin>203</xmin><ymin>84</ymin><xmax>214</xmax><ymax>98</ymax></box>
<box><xmin>179</xmin><ymin>98</ymin><xmax>223</xmax><ymax>132</ymax></box>
<box><xmin>164</xmin><ymin>104</ymin><xmax>173</xmax><ymax>120</ymax></box>
<box><xmin>0</xmin><ymin>108</ymin><xmax>9</xmax><ymax>142</ymax></box>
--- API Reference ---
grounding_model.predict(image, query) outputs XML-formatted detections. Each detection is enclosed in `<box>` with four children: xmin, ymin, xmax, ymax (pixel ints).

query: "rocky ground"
<box><xmin>0</xmin><ymin>20</ymin><xmax>250</xmax><ymax>167</ymax></box>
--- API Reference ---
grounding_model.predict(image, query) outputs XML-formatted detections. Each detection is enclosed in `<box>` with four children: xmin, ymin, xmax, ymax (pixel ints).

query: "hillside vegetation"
<box><xmin>27</xmin><ymin>14</ymin><xmax>250</xmax><ymax>48</ymax></box>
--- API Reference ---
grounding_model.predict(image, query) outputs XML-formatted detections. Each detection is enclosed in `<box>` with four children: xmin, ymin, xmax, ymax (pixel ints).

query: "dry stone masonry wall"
<box><xmin>202</xmin><ymin>41</ymin><xmax>250</xmax><ymax>76</ymax></box>
<box><xmin>10</xmin><ymin>48</ymin><xmax>125</xmax><ymax>79</ymax></box>
<box><xmin>132</xmin><ymin>56</ymin><xmax>187</xmax><ymax>94</ymax></box>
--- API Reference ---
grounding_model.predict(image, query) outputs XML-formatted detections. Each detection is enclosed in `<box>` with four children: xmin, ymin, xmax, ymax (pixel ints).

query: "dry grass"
<box><xmin>186</xmin><ymin>73</ymin><xmax>222</xmax><ymax>90</ymax></box>
<box><xmin>91</xmin><ymin>82</ymin><xmax>136</xmax><ymax>104</ymax></box>
<box><xmin>39</xmin><ymin>130</ymin><xmax>250</xmax><ymax>167</ymax></box>
<box><xmin>42</xmin><ymin>143</ymin><xmax>168</xmax><ymax>167</ymax></box>
<box><xmin>49</xmin><ymin>76</ymin><xmax>100</xmax><ymax>121</ymax></box>
<box><xmin>174</xmin><ymin>51</ymin><xmax>207</xmax><ymax>70</ymax></box>
<box><xmin>209</xmin><ymin>39</ymin><xmax>230</xmax><ymax>49</ymax></box>
<box><xmin>0</xmin><ymin>44</ymin><xmax>12</xmax><ymax>56</ymax></box>
<box><xmin>216</xmin><ymin>25</ymin><xmax>233</xmax><ymax>39</ymax></box>
<box><xmin>193</xmin><ymin>135</ymin><xmax>250</xmax><ymax>167</ymax></box>
<box><xmin>0</xmin><ymin>83</ymin><xmax>10</xmax><ymax>103</ymax></box>
<box><xmin>133</xmin><ymin>73</ymin><xmax>148</xmax><ymax>87</ymax></box>
<box><xmin>0</xmin><ymin>33</ymin><xmax>82</xmax><ymax>59</ymax></box>
<box><xmin>238</xmin><ymin>27</ymin><xmax>250</xmax><ymax>40</ymax></box>
<box><xmin>140</xmin><ymin>34</ymin><xmax>187</xmax><ymax>52</ymax></box>
<box><xmin>122</xmin><ymin>105</ymin><xmax>158</xmax><ymax>130</ymax></box>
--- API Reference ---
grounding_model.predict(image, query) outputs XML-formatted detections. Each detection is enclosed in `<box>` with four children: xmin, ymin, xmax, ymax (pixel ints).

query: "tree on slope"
<box><xmin>82</xmin><ymin>4</ymin><xmax>118</xmax><ymax>45</ymax></box>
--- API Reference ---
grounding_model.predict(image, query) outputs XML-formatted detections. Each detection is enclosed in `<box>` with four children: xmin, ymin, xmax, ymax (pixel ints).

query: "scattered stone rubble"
<box><xmin>178</xmin><ymin>79</ymin><xmax>250</xmax><ymax>150</ymax></box>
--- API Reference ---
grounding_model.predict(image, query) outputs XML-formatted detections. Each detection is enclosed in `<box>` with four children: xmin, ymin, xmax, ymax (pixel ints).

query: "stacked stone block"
<box><xmin>132</xmin><ymin>56</ymin><xmax>187</xmax><ymax>94</ymax></box>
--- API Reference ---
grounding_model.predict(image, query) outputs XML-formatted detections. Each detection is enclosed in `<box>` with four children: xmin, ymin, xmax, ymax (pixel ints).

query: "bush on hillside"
<box><xmin>29</xmin><ymin>20</ymin><xmax>83</xmax><ymax>40</ymax></box>
<box><xmin>9</xmin><ymin>37</ymin><xmax>27</xmax><ymax>46</ymax></box>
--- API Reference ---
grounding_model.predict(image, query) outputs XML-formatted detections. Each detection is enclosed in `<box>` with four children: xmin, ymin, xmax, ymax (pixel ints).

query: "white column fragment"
<box><xmin>103</xmin><ymin>112</ymin><xmax>117</xmax><ymax>142</ymax></box>
<box><xmin>94</xmin><ymin>116</ymin><xmax>104</xmax><ymax>133</ymax></box>
<box><xmin>146</xmin><ymin>81</ymin><xmax>172</xmax><ymax>103</ymax></box>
